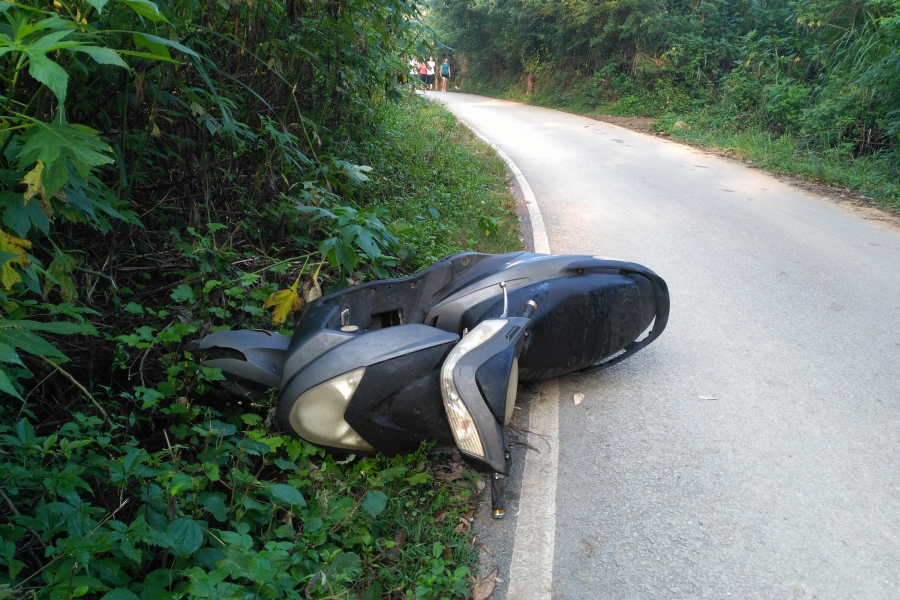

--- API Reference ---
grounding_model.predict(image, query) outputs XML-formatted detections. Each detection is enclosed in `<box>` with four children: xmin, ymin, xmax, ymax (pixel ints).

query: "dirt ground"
<box><xmin>586</xmin><ymin>113</ymin><xmax>900</xmax><ymax>231</ymax></box>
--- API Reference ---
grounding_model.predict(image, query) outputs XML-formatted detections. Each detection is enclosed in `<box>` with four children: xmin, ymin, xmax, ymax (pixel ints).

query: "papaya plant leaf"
<box><xmin>17</xmin><ymin>113</ymin><xmax>114</xmax><ymax>196</ymax></box>
<box><xmin>0</xmin><ymin>228</ymin><xmax>31</xmax><ymax>290</ymax></box>
<box><xmin>264</xmin><ymin>275</ymin><xmax>302</xmax><ymax>324</ymax></box>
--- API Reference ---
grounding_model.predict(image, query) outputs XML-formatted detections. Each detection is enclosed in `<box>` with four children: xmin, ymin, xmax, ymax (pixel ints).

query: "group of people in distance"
<box><xmin>409</xmin><ymin>56</ymin><xmax>451</xmax><ymax>92</ymax></box>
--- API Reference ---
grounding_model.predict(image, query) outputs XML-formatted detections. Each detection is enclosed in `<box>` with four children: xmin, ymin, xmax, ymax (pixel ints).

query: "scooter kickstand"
<box><xmin>491</xmin><ymin>473</ymin><xmax>506</xmax><ymax>519</ymax></box>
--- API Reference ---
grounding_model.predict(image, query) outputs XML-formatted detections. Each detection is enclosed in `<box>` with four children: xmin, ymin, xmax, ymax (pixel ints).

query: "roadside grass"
<box><xmin>457</xmin><ymin>77</ymin><xmax>900</xmax><ymax>212</ymax></box>
<box><xmin>652</xmin><ymin>114</ymin><xmax>900</xmax><ymax>211</ymax></box>
<box><xmin>1</xmin><ymin>95</ymin><xmax>520</xmax><ymax>600</ymax></box>
<box><xmin>363</xmin><ymin>95</ymin><xmax>521</xmax><ymax>271</ymax></box>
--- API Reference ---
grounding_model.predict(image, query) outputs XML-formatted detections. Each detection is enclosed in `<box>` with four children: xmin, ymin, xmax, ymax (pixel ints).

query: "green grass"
<box><xmin>363</xmin><ymin>95</ymin><xmax>522</xmax><ymax>271</ymax></box>
<box><xmin>652</xmin><ymin>114</ymin><xmax>900</xmax><ymax>211</ymax></box>
<box><xmin>457</xmin><ymin>76</ymin><xmax>900</xmax><ymax>211</ymax></box>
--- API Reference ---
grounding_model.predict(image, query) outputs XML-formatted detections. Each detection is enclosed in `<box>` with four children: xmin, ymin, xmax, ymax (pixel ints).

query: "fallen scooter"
<box><xmin>191</xmin><ymin>251</ymin><xmax>669</xmax><ymax>517</ymax></box>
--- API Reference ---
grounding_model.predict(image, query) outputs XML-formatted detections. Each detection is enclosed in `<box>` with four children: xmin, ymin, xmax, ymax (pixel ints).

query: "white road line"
<box><xmin>453</xmin><ymin>117</ymin><xmax>551</xmax><ymax>254</ymax></box>
<box><xmin>455</xmin><ymin>115</ymin><xmax>559</xmax><ymax>599</ymax></box>
<box><xmin>507</xmin><ymin>380</ymin><xmax>560</xmax><ymax>600</ymax></box>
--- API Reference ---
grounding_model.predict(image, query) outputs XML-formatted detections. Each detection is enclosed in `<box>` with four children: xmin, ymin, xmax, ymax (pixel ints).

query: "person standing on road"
<box><xmin>418</xmin><ymin>58</ymin><xmax>427</xmax><ymax>89</ymax></box>
<box><xmin>408</xmin><ymin>56</ymin><xmax>418</xmax><ymax>83</ymax></box>
<box><xmin>440</xmin><ymin>58</ymin><xmax>451</xmax><ymax>92</ymax></box>
<box><xmin>427</xmin><ymin>56</ymin><xmax>436</xmax><ymax>90</ymax></box>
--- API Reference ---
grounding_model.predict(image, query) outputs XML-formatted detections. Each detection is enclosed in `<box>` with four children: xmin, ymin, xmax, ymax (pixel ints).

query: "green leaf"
<box><xmin>361</xmin><ymin>490</ymin><xmax>387</xmax><ymax>518</ymax></box>
<box><xmin>72</xmin><ymin>46</ymin><xmax>128</xmax><ymax>68</ymax></box>
<box><xmin>404</xmin><ymin>472</ymin><xmax>431</xmax><ymax>485</ymax></box>
<box><xmin>0</xmin><ymin>366</ymin><xmax>22</xmax><ymax>399</ymax></box>
<box><xmin>166</xmin><ymin>517</ymin><xmax>203</xmax><ymax>557</ymax></box>
<box><xmin>26</xmin><ymin>51</ymin><xmax>69</xmax><ymax>104</ymax></box>
<box><xmin>377</xmin><ymin>466</ymin><xmax>407</xmax><ymax>482</ymax></box>
<box><xmin>0</xmin><ymin>342</ymin><xmax>24</xmax><ymax>366</ymax></box>
<box><xmin>123</xmin><ymin>0</ymin><xmax>170</xmax><ymax>22</ymax></box>
<box><xmin>85</xmin><ymin>0</ymin><xmax>111</xmax><ymax>14</ymax></box>
<box><xmin>170</xmin><ymin>283</ymin><xmax>195</xmax><ymax>303</ymax></box>
<box><xmin>169</xmin><ymin>472</ymin><xmax>194</xmax><ymax>495</ymax></box>
<box><xmin>17</xmin><ymin>113</ymin><xmax>114</xmax><ymax>193</ymax></box>
<box><xmin>269</xmin><ymin>483</ymin><xmax>306</xmax><ymax>506</ymax></box>
<box><xmin>0</xmin><ymin>320</ymin><xmax>97</xmax><ymax>335</ymax></box>
<box><xmin>0</xmin><ymin>328</ymin><xmax>65</xmax><ymax>358</ymax></box>
<box><xmin>131</xmin><ymin>33</ymin><xmax>173</xmax><ymax>60</ymax></box>
<box><xmin>274</xmin><ymin>459</ymin><xmax>299</xmax><ymax>471</ymax></box>
<box><xmin>201</xmin><ymin>493</ymin><xmax>228</xmax><ymax>521</ymax></box>
<box><xmin>124</xmin><ymin>302</ymin><xmax>144</xmax><ymax>314</ymax></box>
<box><xmin>100</xmin><ymin>590</ymin><xmax>140</xmax><ymax>600</ymax></box>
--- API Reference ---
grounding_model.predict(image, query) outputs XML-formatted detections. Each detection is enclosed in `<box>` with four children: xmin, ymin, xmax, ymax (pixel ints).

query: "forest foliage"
<box><xmin>428</xmin><ymin>0</ymin><xmax>900</xmax><ymax>204</ymax></box>
<box><xmin>0</xmin><ymin>0</ymin><xmax>521</xmax><ymax>596</ymax></box>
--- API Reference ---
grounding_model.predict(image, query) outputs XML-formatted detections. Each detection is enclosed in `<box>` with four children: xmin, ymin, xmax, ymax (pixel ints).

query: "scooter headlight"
<box><xmin>440</xmin><ymin>320</ymin><xmax>507</xmax><ymax>457</ymax></box>
<box><xmin>288</xmin><ymin>367</ymin><xmax>374</xmax><ymax>451</ymax></box>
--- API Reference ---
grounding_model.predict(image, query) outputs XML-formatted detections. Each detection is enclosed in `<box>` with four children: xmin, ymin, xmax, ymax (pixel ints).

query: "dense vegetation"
<box><xmin>0</xmin><ymin>0</ymin><xmax>520</xmax><ymax>596</ymax></box>
<box><xmin>428</xmin><ymin>0</ymin><xmax>900</xmax><ymax>206</ymax></box>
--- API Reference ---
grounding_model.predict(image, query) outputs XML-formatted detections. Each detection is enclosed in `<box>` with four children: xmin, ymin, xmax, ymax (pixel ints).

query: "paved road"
<box><xmin>426</xmin><ymin>92</ymin><xmax>900</xmax><ymax>599</ymax></box>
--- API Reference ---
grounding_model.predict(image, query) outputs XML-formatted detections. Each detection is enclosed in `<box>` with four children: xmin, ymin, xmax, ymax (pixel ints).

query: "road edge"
<box><xmin>453</xmin><ymin>116</ymin><xmax>551</xmax><ymax>255</ymax></box>
<box><xmin>453</xmin><ymin>113</ymin><xmax>560</xmax><ymax>600</ymax></box>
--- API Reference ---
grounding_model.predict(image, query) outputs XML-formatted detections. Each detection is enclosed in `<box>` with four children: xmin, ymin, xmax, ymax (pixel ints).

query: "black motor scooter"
<box><xmin>192</xmin><ymin>252</ymin><xmax>669</xmax><ymax>517</ymax></box>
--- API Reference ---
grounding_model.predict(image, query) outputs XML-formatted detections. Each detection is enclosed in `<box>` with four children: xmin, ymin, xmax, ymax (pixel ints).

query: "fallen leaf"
<box><xmin>461</xmin><ymin>508</ymin><xmax>475</xmax><ymax>520</ymax></box>
<box><xmin>302</xmin><ymin>277</ymin><xmax>322</xmax><ymax>303</ymax></box>
<box><xmin>385</xmin><ymin>529</ymin><xmax>406</xmax><ymax>561</ymax></box>
<box><xmin>472</xmin><ymin>568</ymin><xmax>497</xmax><ymax>600</ymax></box>
<box><xmin>265</xmin><ymin>273</ymin><xmax>303</xmax><ymax>324</ymax></box>
<box><xmin>433</xmin><ymin>461</ymin><xmax>466</xmax><ymax>481</ymax></box>
<box><xmin>574</xmin><ymin>392</ymin><xmax>585</xmax><ymax>405</ymax></box>
<box><xmin>441</xmin><ymin>546</ymin><xmax>451</xmax><ymax>560</ymax></box>
<box><xmin>473</xmin><ymin>537</ymin><xmax>493</xmax><ymax>556</ymax></box>
<box><xmin>454</xmin><ymin>517</ymin><xmax>470</xmax><ymax>533</ymax></box>
<box><xmin>433</xmin><ymin>511</ymin><xmax>447</xmax><ymax>524</ymax></box>
<box><xmin>698</xmin><ymin>395</ymin><xmax>718</xmax><ymax>400</ymax></box>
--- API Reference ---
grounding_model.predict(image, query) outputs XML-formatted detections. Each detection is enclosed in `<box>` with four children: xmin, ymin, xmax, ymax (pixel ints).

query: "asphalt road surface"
<box><xmin>426</xmin><ymin>92</ymin><xmax>900</xmax><ymax>599</ymax></box>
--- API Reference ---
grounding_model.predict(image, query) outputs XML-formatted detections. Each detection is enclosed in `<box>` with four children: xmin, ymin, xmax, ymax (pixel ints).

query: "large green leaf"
<box><xmin>166</xmin><ymin>517</ymin><xmax>203</xmax><ymax>557</ymax></box>
<box><xmin>85</xmin><ymin>0</ymin><xmax>111</xmax><ymax>13</ymax></box>
<box><xmin>122</xmin><ymin>0</ymin><xmax>170</xmax><ymax>23</ymax></box>
<box><xmin>72</xmin><ymin>46</ymin><xmax>128</xmax><ymax>68</ymax></box>
<box><xmin>26</xmin><ymin>52</ymin><xmax>69</xmax><ymax>104</ymax></box>
<box><xmin>0</xmin><ymin>319</ymin><xmax>97</xmax><ymax>335</ymax></box>
<box><xmin>17</xmin><ymin>113</ymin><xmax>114</xmax><ymax>197</ymax></box>
<box><xmin>0</xmin><ymin>366</ymin><xmax>22</xmax><ymax>399</ymax></box>
<box><xmin>361</xmin><ymin>490</ymin><xmax>387</xmax><ymax>518</ymax></box>
<box><xmin>0</xmin><ymin>342</ymin><xmax>24</xmax><ymax>366</ymax></box>
<box><xmin>0</xmin><ymin>328</ymin><xmax>65</xmax><ymax>358</ymax></box>
<box><xmin>268</xmin><ymin>483</ymin><xmax>306</xmax><ymax>506</ymax></box>
<box><xmin>100</xmin><ymin>590</ymin><xmax>140</xmax><ymax>600</ymax></box>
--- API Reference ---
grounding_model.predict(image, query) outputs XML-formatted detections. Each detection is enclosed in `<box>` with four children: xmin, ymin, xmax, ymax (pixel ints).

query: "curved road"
<box><xmin>426</xmin><ymin>92</ymin><xmax>900</xmax><ymax>599</ymax></box>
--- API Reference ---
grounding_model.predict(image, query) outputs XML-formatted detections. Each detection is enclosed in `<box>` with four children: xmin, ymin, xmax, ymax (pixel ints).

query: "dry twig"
<box><xmin>37</xmin><ymin>356</ymin><xmax>110</xmax><ymax>425</ymax></box>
